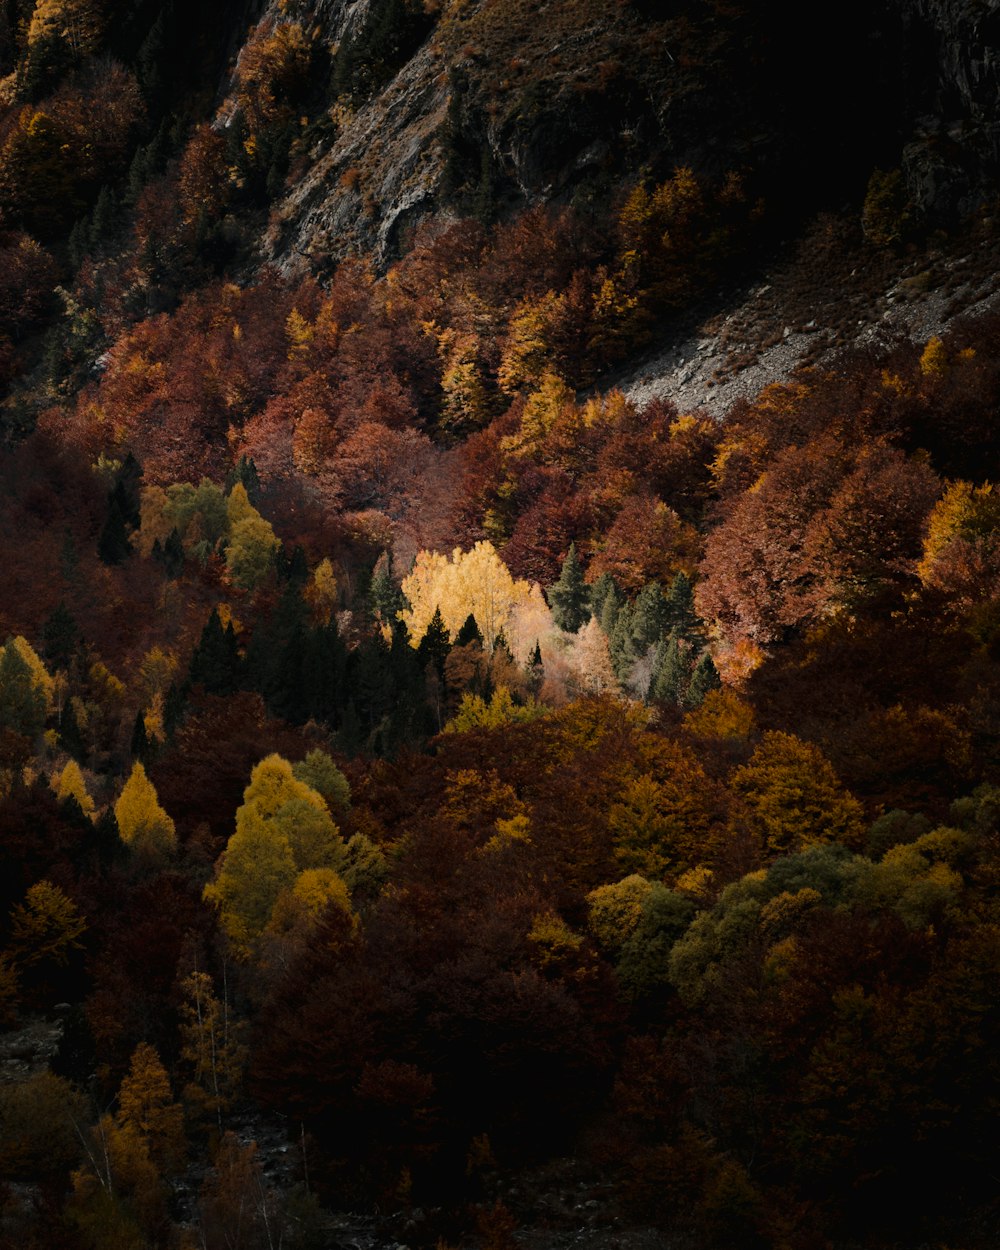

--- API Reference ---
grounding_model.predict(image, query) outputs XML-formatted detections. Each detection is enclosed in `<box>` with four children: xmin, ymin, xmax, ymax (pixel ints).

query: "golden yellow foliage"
<box><xmin>54</xmin><ymin>758</ymin><xmax>95</xmax><ymax>816</ymax></box>
<box><xmin>401</xmin><ymin>541</ymin><xmax>535</xmax><ymax>651</ymax></box>
<box><xmin>114</xmin><ymin>762</ymin><xmax>176</xmax><ymax>860</ymax></box>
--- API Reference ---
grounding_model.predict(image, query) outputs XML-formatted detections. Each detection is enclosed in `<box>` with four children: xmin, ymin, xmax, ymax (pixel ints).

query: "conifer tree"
<box><xmin>455</xmin><ymin>613</ymin><xmax>483</xmax><ymax>648</ymax></box>
<box><xmin>588</xmin><ymin>572</ymin><xmax>619</xmax><ymax>624</ymax></box>
<box><xmin>599</xmin><ymin>585</ymin><xmax>623</xmax><ymax>636</ymax></box>
<box><xmin>0</xmin><ymin>643</ymin><xmax>47</xmax><ymax>738</ymax></box>
<box><xmin>55</xmin><ymin>758</ymin><xmax>94</xmax><ymax>817</ymax></box>
<box><xmin>608</xmin><ymin>603</ymin><xmax>637</xmax><ymax>684</ymax></box>
<box><xmin>632</xmin><ymin>581</ymin><xmax>670</xmax><ymax>651</ymax></box>
<box><xmin>225</xmin><ymin>455</ymin><xmax>261</xmax><ymax>506</ymax></box>
<box><xmin>130</xmin><ymin>710</ymin><xmax>149</xmax><ymax>762</ymax></box>
<box><xmin>42</xmin><ymin>602</ymin><xmax>79</xmax><ymax>669</ymax></box>
<box><xmin>665</xmin><ymin>571</ymin><xmax>702</xmax><ymax>644</ymax></box>
<box><xmin>417</xmin><ymin>606</ymin><xmax>451</xmax><ymax>679</ymax></box>
<box><xmin>649</xmin><ymin>632</ymin><xmax>688</xmax><ymax>705</ymax></box>
<box><xmin>527</xmin><ymin>639</ymin><xmax>544</xmax><ymax>696</ymax></box>
<box><xmin>114</xmin><ymin>762</ymin><xmax>176</xmax><ymax>862</ymax></box>
<box><xmin>684</xmin><ymin>651</ymin><xmax>721</xmax><ymax>709</ymax></box>
<box><xmin>189</xmin><ymin>609</ymin><xmax>240</xmax><ymax>695</ymax></box>
<box><xmin>370</xmin><ymin>550</ymin><xmax>404</xmax><ymax>623</ymax></box>
<box><xmin>97</xmin><ymin>494</ymin><xmax>131</xmax><ymax>565</ymax></box>
<box><xmin>116</xmin><ymin>1043</ymin><xmax>185</xmax><ymax>1173</ymax></box>
<box><xmin>548</xmin><ymin>543</ymin><xmax>590</xmax><ymax>633</ymax></box>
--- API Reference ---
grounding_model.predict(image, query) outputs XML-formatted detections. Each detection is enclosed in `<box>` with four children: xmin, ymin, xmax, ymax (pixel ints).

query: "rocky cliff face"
<box><xmin>234</xmin><ymin>0</ymin><xmax>1000</xmax><ymax>276</ymax></box>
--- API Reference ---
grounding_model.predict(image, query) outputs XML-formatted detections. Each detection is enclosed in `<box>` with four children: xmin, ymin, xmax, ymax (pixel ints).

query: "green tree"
<box><xmin>548</xmin><ymin>542</ymin><xmax>590</xmax><ymax>633</ymax></box>
<box><xmin>292</xmin><ymin>749</ymin><xmax>351</xmax><ymax>815</ymax></box>
<box><xmin>0</xmin><ymin>640</ymin><xmax>47</xmax><ymax>737</ymax></box>
<box><xmin>632</xmin><ymin>580</ymin><xmax>670</xmax><ymax>651</ymax></box>
<box><xmin>684</xmin><ymin>651</ymin><xmax>721</xmax><ymax>709</ymax></box>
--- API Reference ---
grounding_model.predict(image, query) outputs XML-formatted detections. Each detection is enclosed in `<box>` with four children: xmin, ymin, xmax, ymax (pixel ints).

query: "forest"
<box><xmin>0</xmin><ymin>0</ymin><xmax>998</xmax><ymax>1247</ymax></box>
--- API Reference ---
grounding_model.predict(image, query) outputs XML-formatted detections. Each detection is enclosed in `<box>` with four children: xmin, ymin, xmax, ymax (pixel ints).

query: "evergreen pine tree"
<box><xmin>97</xmin><ymin>494</ymin><xmax>131</xmax><ymax>565</ymax></box>
<box><xmin>649</xmin><ymin>632</ymin><xmax>689</xmax><ymax>705</ymax></box>
<box><xmin>162</xmin><ymin>527</ymin><xmax>185</xmax><ymax>578</ymax></box>
<box><xmin>527</xmin><ymin>639</ymin><xmax>544</xmax><ymax>696</ymax></box>
<box><xmin>370</xmin><ymin>551</ymin><xmax>404</xmax><ymax>623</ymax></box>
<box><xmin>608</xmin><ymin>603</ymin><xmax>637</xmax><ymax>684</ymax></box>
<box><xmin>455</xmin><ymin>613</ymin><xmax>483</xmax><ymax>648</ymax></box>
<box><xmin>59</xmin><ymin>697</ymin><xmax>85</xmax><ymax>761</ymax></box>
<box><xmin>416</xmin><ymin>606</ymin><xmax>451</xmax><ymax>680</ymax></box>
<box><xmin>588</xmin><ymin>572</ymin><xmax>619</xmax><ymax>624</ymax></box>
<box><xmin>189</xmin><ymin>609</ymin><xmax>240</xmax><ymax>695</ymax></box>
<box><xmin>684</xmin><ymin>651</ymin><xmax>722</xmax><ymax>709</ymax></box>
<box><xmin>548</xmin><ymin>543</ymin><xmax>590</xmax><ymax>633</ymax></box>
<box><xmin>43</xmin><ymin>602</ymin><xmax>79</xmax><ymax>669</ymax></box>
<box><xmin>632</xmin><ymin>581</ymin><xmax>670</xmax><ymax>651</ymax></box>
<box><xmin>665</xmin><ymin>571</ymin><xmax>703</xmax><ymax>644</ymax></box>
<box><xmin>131</xmin><ymin>710</ymin><xmax>149</xmax><ymax>761</ymax></box>
<box><xmin>599</xmin><ymin>584</ymin><xmax>623</xmax><ymax>636</ymax></box>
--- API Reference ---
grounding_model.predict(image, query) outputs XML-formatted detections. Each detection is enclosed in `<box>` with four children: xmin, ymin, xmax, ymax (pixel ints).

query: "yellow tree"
<box><xmin>730</xmin><ymin>731</ymin><xmax>864</xmax><ymax>856</ymax></box>
<box><xmin>9</xmin><ymin>880</ymin><xmax>86</xmax><ymax>968</ymax></box>
<box><xmin>400</xmin><ymin>541</ymin><xmax>535</xmax><ymax>651</ymax></box>
<box><xmin>55</xmin><ymin>758</ymin><xmax>95</xmax><ymax>816</ymax></box>
<box><xmin>114</xmin><ymin>762</ymin><xmax>176</xmax><ymax>862</ymax></box>
<box><xmin>178</xmin><ymin>971</ymin><xmax>247</xmax><ymax>1133</ymax></box>
<box><xmin>204</xmin><ymin>755</ymin><xmax>345</xmax><ymax>953</ymax></box>
<box><xmin>116</xmin><ymin>1043</ymin><xmax>185</xmax><ymax>1173</ymax></box>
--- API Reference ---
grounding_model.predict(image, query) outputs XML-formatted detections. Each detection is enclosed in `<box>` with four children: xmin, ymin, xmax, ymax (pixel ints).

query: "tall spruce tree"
<box><xmin>633</xmin><ymin>581</ymin><xmax>670</xmax><ymax>651</ymax></box>
<box><xmin>684</xmin><ymin>651</ymin><xmax>722</xmax><ymax>709</ymax></box>
<box><xmin>548</xmin><ymin>543</ymin><xmax>590</xmax><ymax>633</ymax></box>
<box><xmin>649</xmin><ymin>632</ymin><xmax>688</xmax><ymax>705</ymax></box>
<box><xmin>665</xmin><ymin>571</ymin><xmax>703</xmax><ymax>644</ymax></box>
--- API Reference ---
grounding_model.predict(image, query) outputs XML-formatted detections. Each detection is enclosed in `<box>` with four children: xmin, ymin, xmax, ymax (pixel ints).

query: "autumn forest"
<box><xmin>0</xmin><ymin>0</ymin><xmax>997</xmax><ymax>1247</ymax></box>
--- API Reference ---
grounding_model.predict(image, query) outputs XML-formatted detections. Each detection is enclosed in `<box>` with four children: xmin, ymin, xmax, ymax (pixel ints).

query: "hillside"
<box><xmin>0</xmin><ymin>2</ymin><xmax>998</xmax><ymax>1249</ymax></box>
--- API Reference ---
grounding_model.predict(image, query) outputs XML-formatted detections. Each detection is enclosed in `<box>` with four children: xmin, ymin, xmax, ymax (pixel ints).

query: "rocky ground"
<box><xmin>618</xmin><ymin>213</ymin><xmax>1000</xmax><ymax>420</ymax></box>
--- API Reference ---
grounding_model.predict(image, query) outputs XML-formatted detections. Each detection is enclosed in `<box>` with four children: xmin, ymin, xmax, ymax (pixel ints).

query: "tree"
<box><xmin>684</xmin><ymin>651</ymin><xmax>721</xmax><ymax>709</ymax></box>
<box><xmin>547</xmin><ymin>542</ymin><xmax>590</xmax><ymax>633</ymax></box>
<box><xmin>401</xmin><ymin>541</ymin><xmax>535</xmax><ymax>652</ymax></box>
<box><xmin>9</xmin><ymin>879</ymin><xmax>86</xmax><ymax>968</ymax></box>
<box><xmin>0</xmin><ymin>639</ymin><xmax>47</xmax><ymax>738</ymax></box>
<box><xmin>731</xmin><ymin>731</ymin><xmax>865</xmax><ymax>856</ymax></box>
<box><xmin>292</xmin><ymin>749</ymin><xmax>351</xmax><ymax>815</ymax></box>
<box><xmin>179</xmin><ymin>971</ymin><xmax>247</xmax><ymax>1132</ymax></box>
<box><xmin>55</xmin><ymin>758</ymin><xmax>95</xmax><ymax>816</ymax></box>
<box><xmin>116</xmin><ymin>1042</ymin><xmax>185</xmax><ymax>1172</ymax></box>
<box><xmin>205</xmin><ymin>755</ymin><xmax>345</xmax><ymax>954</ymax></box>
<box><xmin>632</xmin><ymin>580</ymin><xmax>670</xmax><ymax>651</ymax></box>
<box><xmin>97</xmin><ymin>492</ymin><xmax>132</xmax><ymax>564</ymax></box>
<box><xmin>114</xmin><ymin>762</ymin><xmax>176</xmax><ymax>862</ymax></box>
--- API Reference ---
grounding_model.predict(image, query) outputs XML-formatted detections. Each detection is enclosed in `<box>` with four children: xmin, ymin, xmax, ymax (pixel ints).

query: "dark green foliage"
<box><xmin>527</xmin><ymin>639</ymin><xmax>544</xmax><ymax>696</ymax></box>
<box><xmin>684</xmin><ymin>651</ymin><xmax>721</xmax><ymax>709</ymax></box>
<box><xmin>97</xmin><ymin>495</ymin><xmax>132</xmax><ymax>565</ymax></box>
<box><xmin>455</xmin><ymin>614</ymin><xmax>483</xmax><ymax>648</ymax></box>
<box><xmin>649</xmin><ymin>632</ymin><xmax>687</xmax><ymax>705</ymax></box>
<box><xmin>416</xmin><ymin>606</ymin><xmax>450</xmax><ymax>680</ymax></box>
<box><xmin>664</xmin><ymin>571</ymin><xmax>703</xmax><ymax>645</ymax></box>
<box><xmin>42</xmin><ymin>602</ymin><xmax>79</xmax><ymax>669</ymax></box>
<box><xmin>599</xmin><ymin>585</ymin><xmax>623</xmax><ymax>637</ymax></box>
<box><xmin>58</xmin><ymin>698</ymin><xmax>84</xmax><ymax>761</ymax></box>
<box><xmin>632</xmin><ymin>581</ymin><xmax>670</xmax><ymax>651</ymax></box>
<box><xmin>548</xmin><ymin>543</ymin><xmax>590</xmax><ymax>634</ymax></box>
<box><xmin>189</xmin><ymin>609</ymin><xmax>241</xmax><ymax>696</ymax></box>
<box><xmin>0</xmin><ymin>644</ymin><xmax>45</xmax><ymax>738</ymax></box>
<box><xmin>130</xmin><ymin>710</ymin><xmax>149</xmax><ymax>761</ymax></box>
<box><xmin>370</xmin><ymin>551</ymin><xmax>404</xmax><ymax>623</ymax></box>
<box><xmin>609</xmin><ymin>604</ymin><xmax>636</xmax><ymax>683</ymax></box>
<box><xmin>226</xmin><ymin>455</ymin><xmax>262</xmax><ymax>506</ymax></box>
<box><xmin>589</xmin><ymin>573</ymin><xmax>619</xmax><ymax>625</ymax></box>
